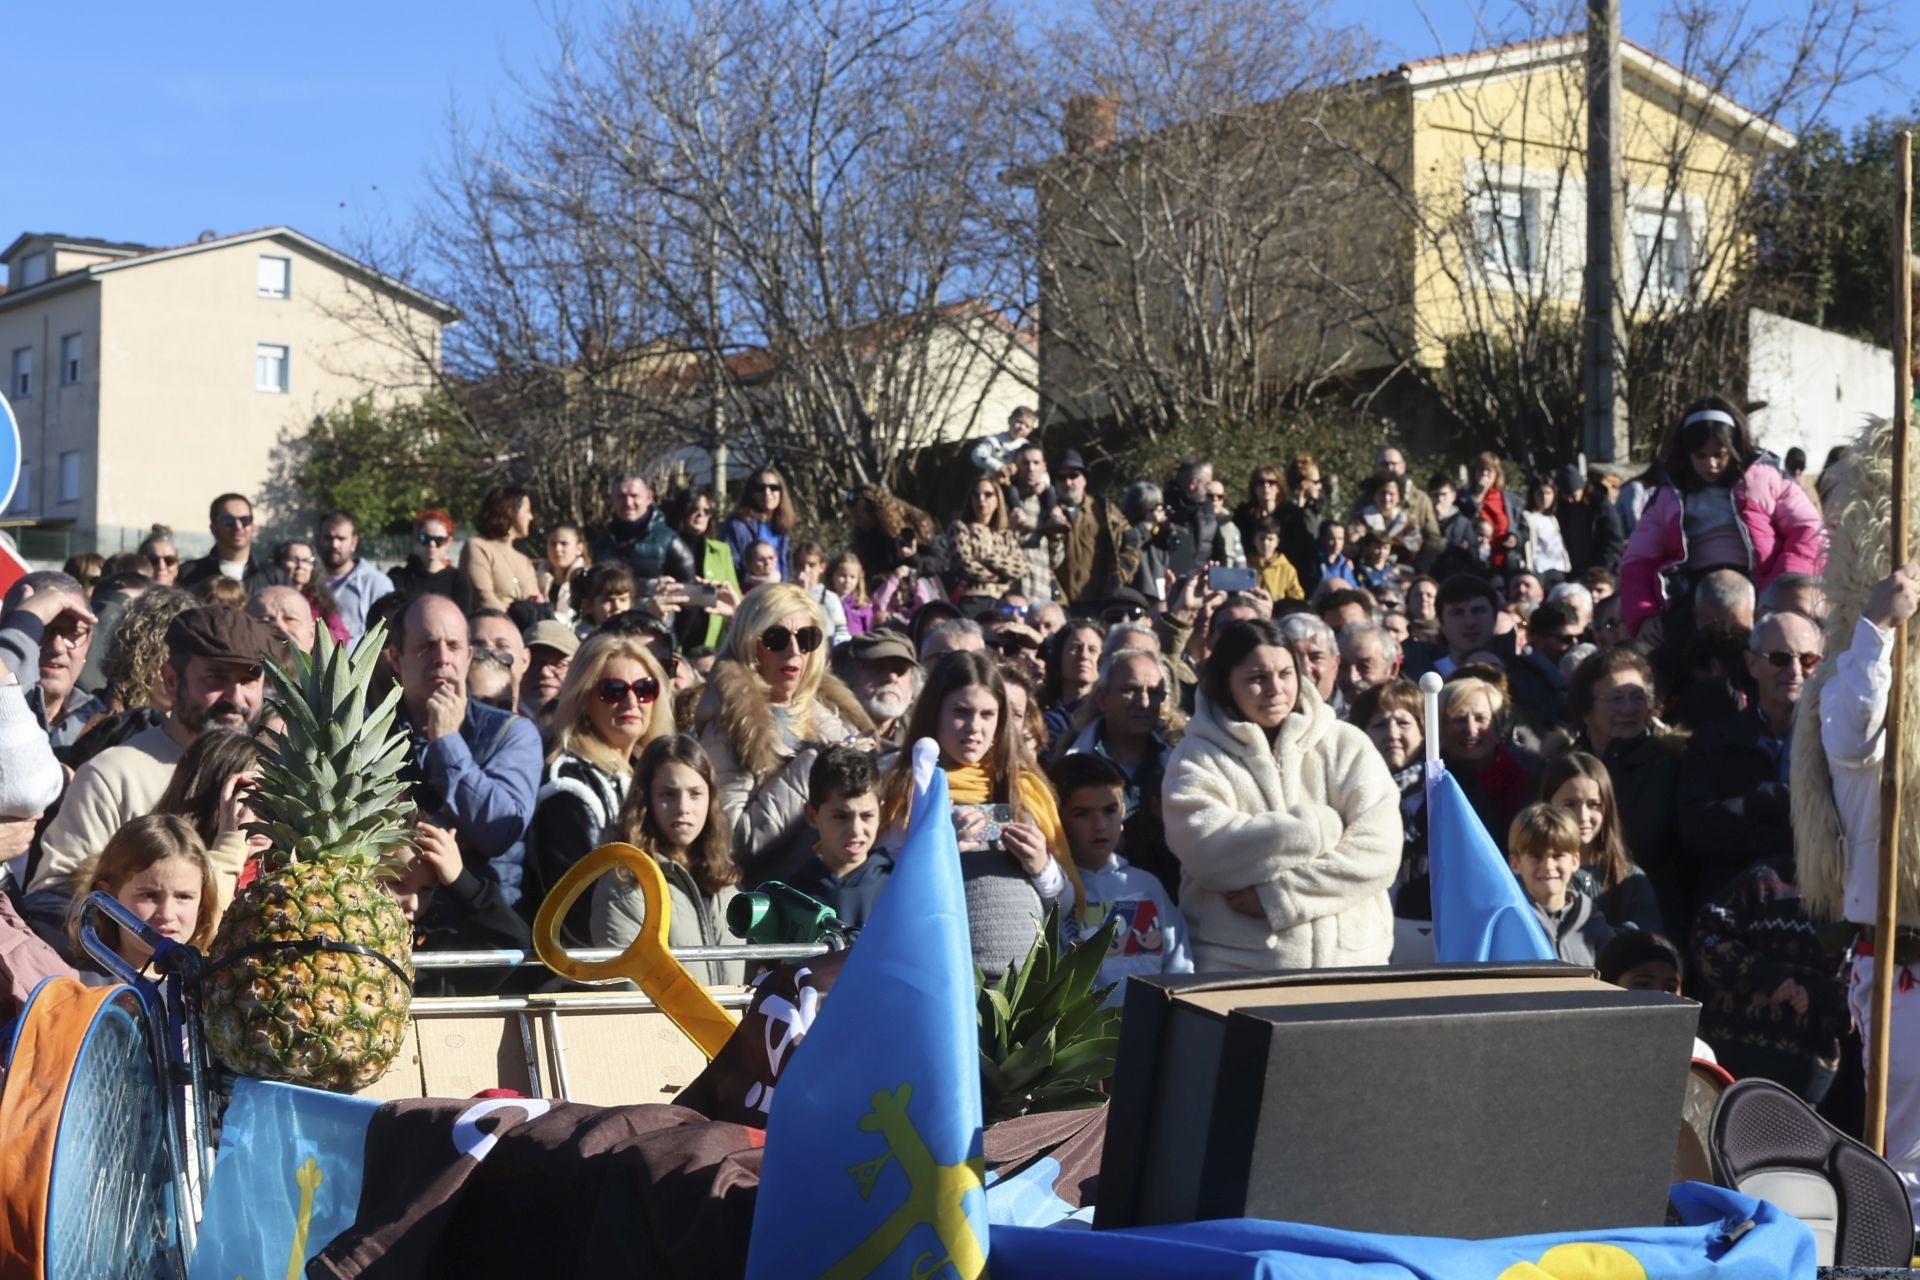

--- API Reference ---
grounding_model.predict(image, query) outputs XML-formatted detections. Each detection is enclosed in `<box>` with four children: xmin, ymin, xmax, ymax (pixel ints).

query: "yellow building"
<box><xmin>1025</xmin><ymin>34</ymin><xmax>1794</xmax><ymax>432</ymax></box>
<box><xmin>0</xmin><ymin>227</ymin><xmax>454</xmax><ymax>554</ymax></box>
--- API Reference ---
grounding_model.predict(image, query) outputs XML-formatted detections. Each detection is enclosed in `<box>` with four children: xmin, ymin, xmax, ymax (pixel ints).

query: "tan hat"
<box><xmin>523</xmin><ymin>619</ymin><xmax>581</xmax><ymax>657</ymax></box>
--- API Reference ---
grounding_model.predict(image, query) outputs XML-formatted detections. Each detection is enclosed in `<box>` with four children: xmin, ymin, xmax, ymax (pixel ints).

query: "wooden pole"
<box><xmin>1582</xmin><ymin>0</ymin><xmax>1629</xmax><ymax>464</ymax></box>
<box><xmin>1866</xmin><ymin>130</ymin><xmax>1913</xmax><ymax>1156</ymax></box>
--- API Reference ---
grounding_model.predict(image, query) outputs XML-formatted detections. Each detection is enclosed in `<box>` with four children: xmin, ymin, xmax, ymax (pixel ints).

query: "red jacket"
<box><xmin>1619</xmin><ymin>461</ymin><xmax>1824</xmax><ymax>636</ymax></box>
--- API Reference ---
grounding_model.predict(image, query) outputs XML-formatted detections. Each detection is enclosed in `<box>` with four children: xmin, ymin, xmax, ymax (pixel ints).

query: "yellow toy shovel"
<box><xmin>531</xmin><ymin>842</ymin><xmax>739</xmax><ymax>1059</ymax></box>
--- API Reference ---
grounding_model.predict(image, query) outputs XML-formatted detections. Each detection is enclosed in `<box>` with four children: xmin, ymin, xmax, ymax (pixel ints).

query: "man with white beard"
<box><xmin>838</xmin><ymin>629</ymin><xmax>919</xmax><ymax>755</ymax></box>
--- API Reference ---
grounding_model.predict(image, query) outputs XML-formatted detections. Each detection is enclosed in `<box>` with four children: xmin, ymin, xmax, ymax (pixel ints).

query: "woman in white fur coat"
<box><xmin>1163</xmin><ymin>617</ymin><xmax>1402</xmax><ymax>972</ymax></box>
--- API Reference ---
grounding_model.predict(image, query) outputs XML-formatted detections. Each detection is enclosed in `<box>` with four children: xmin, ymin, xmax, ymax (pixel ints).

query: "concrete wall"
<box><xmin>1746</xmin><ymin>308</ymin><xmax>1893</xmax><ymax>471</ymax></box>
<box><xmin>92</xmin><ymin>236</ymin><xmax>439</xmax><ymax>551</ymax></box>
<box><xmin>0</xmin><ymin>285</ymin><xmax>102</xmax><ymax>528</ymax></box>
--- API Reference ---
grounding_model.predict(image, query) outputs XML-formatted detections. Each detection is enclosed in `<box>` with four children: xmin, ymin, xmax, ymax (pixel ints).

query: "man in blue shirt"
<box><xmin>387</xmin><ymin>594</ymin><xmax>541</xmax><ymax>907</ymax></box>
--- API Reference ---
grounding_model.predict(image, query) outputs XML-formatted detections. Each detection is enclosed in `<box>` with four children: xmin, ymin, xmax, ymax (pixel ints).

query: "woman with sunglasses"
<box><xmin>948</xmin><ymin>477</ymin><xmax>1028</xmax><ymax>615</ymax></box>
<box><xmin>669</xmin><ymin>487</ymin><xmax>742</xmax><ymax>650</ymax></box>
<box><xmin>524</xmin><ymin>632</ymin><xmax>674</xmax><ymax>943</ymax></box>
<box><xmin>138</xmin><ymin>525</ymin><xmax>182</xmax><ymax>587</ymax></box>
<box><xmin>389</xmin><ymin>508</ymin><xmax>477</xmax><ymax>616</ymax></box>
<box><xmin>694</xmin><ymin>583</ymin><xmax>873</xmax><ymax>885</ymax></box>
<box><xmin>722</xmin><ymin>467</ymin><xmax>797</xmax><ymax>580</ymax></box>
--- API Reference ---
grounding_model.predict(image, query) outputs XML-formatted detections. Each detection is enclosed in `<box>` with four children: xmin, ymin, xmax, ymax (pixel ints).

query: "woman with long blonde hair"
<box><xmin>694</xmin><ymin>583</ymin><xmax>872</xmax><ymax>884</ymax></box>
<box><xmin>525</xmin><ymin>633</ymin><xmax>673</xmax><ymax>941</ymax></box>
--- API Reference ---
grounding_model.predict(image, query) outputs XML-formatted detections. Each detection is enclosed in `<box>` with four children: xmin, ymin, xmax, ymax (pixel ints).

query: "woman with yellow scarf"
<box><xmin>877</xmin><ymin>650</ymin><xmax>1088</xmax><ymax>974</ymax></box>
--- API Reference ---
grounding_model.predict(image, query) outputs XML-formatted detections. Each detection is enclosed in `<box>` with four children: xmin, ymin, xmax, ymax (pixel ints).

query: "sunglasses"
<box><xmin>217</xmin><ymin>513</ymin><xmax>254</xmax><ymax>528</ymax></box>
<box><xmin>417</xmin><ymin>532</ymin><xmax>450</xmax><ymax>547</ymax></box>
<box><xmin>471</xmin><ymin>645</ymin><xmax>515</xmax><ymax>668</ymax></box>
<box><xmin>759</xmin><ymin>625</ymin><xmax>823</xmax><ymax>655</ymax></box>
<box><xmin>596</xmin><ymin>676</ymin><xmax>661</xmax><ymax>705</ymax></box>
<box><xmin>147</xmin><ymin>553</ymin><xmax>179</xmax><ymax>568</ymax></box>
<box><xmin>1058</xmin><ymin>470</ymin><xmax>1085</xmax><ymax>481</ymax></box>
<box><xmin>997</xmin><ymin>602</ymin><xmax>1033</xmax><ymax>618</ymax></box>
<box><xmin>1764</xmin><ymin>650</ymin><xmax>1819</xmax><ymax>674</ymax></box>
<box><xmin>1102</xmin><ymin>605</ymin><xmax>1149</xmax><ymax>625</ymax></box>
<box><xmin>752</xmin><ymin>483</ymin><xmax>783</xmax><ymax>494</ymax></box>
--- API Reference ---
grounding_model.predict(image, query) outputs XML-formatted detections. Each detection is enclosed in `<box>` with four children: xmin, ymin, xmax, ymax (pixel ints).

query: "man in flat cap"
<box><xmin>21</xmin><ymin>604</ymin><xmax>280</xmax><ymax>940</ymax></box>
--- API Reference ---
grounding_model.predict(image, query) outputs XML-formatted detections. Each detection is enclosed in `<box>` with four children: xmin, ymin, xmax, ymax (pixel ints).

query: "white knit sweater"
<box><xmin>0</xmin><ymin>684</ymin><xmax>62</xmax><ymax>818</ymax></box>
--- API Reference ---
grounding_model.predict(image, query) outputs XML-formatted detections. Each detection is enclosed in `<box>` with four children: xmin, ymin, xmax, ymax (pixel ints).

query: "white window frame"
<box><xmin>1631</xmin><ymin>206</ymin><xmax>1691</xmax><ymax>297</ymax></box>
<box><xmin>10</xmin><ymin>346</ymin><xmax>30</xmax><ymax>399</ymax></box>
<box><xmin>59</xmin><ymin>333</ymin><xmax>82</xmax><ymax>386</ymax></box>
<box><xmin>255</xmin><ymin>343</ymin><xmax>290</xmax><ymax>393</ymax></box>
<box><xmin>257</xmin><ymin>254</ymin><xmax>291</xmax><ymax>299</ymax></box>
<box><xmin>16</xmin><ymin>252</ymin><xmax>47</xmax><ymax>288</ymax></box>
<box><xmin>56</xmin><ymin>451</ymin><xmax>81</xmax><ymax>505</ymax></box>
<box><xmin>1473</xmin><ymin>185</ymin><xmax>1538</xmax><ymax>278</ymax></box>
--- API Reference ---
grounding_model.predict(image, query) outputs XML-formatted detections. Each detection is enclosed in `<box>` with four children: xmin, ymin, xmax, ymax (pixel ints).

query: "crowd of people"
<box><xmin>1</xmin><ymin>393</ymin><xmax>1915</xmax><ymax>1211</ymax></box>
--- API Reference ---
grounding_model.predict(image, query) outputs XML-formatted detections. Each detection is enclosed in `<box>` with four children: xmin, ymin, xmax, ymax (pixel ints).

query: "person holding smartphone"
<box><xmin>876</xmin><ymin>650</ymin><xmax>1086</xmax><ymax>976</ymax></box>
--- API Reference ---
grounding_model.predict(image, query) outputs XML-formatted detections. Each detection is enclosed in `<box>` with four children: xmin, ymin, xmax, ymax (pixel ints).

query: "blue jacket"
<box><xmin>721</xmin><ymin>514</ymin><xmax>788</xmax><ymax>578</ymax></box>
<box><xmin>403</xmin><ymin>697</ymin><xmax>543</xmax><ymax>905</ymax></box>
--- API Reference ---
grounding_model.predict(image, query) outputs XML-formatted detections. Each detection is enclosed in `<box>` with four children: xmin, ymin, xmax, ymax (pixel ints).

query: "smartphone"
<box><xmin>683</xmin><ymin>584</ymin><xmax>718</xmax><ymax>610</ymax></box>
<box><xmin>1207</xmin><ymin>565</ymin><xmax>1259</xmax><ymax>594</ymax></box>
<box><xmin>954</xmin><ymin>803</ymin><xmax>1017</xmax><ymax>847</ymax></box>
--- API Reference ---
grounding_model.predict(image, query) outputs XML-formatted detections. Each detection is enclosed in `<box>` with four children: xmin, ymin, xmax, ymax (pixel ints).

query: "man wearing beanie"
<box><xmin>20</xmin><ymin>605</ymin><xmax>280</xmax><ymax>937</ymax></box>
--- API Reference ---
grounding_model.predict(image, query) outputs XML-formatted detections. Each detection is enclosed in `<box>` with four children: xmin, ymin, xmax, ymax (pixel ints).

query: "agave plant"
<box><xmin>977</xmin><ymin>909</ymin><xmax>1122</xmax><ymax>1124</ymax></box>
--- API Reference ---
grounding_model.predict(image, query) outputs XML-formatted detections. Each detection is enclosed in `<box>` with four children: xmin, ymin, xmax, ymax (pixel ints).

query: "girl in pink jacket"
<box><xmin>1619</xmin><ymin>397</ymin><xmax>1825</xmax><ymax>637</ymax></box>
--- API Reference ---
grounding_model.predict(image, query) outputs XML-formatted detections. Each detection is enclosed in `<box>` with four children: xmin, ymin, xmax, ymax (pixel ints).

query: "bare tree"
<box><xmin>988</xmin><ymin>0</ymin><xmax>1385</xmax><ymax>449</ymax></box>
<box><xmin>1318</xmin><ymin>0</ymin><xmax>1905</xmax><ymax>471</ymax></box>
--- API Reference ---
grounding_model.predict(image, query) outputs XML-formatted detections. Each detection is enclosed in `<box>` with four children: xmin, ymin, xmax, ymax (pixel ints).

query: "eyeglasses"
<box><xmin>596</xmin><ymin>676</ymin><xmax>661</xmax><ymax>705</ymax></box>
<box><xmin>283</xmin><ymin>555</ymin><xmax>315</xmax><ymax>568</ymax></box>
<box><xmin>1764</xmin><ymin>650</ymin><xmax>1820</xmax><ymax>674</ymax></box>
<box><xmin>1058</xmin><ymin>470</ymin><xmax>1085</xmax><ymax>481</ymax></box>
<box><xmin>1597</xmin><ymin>688</ymin><xmax>1651</xmax><ymax>709</ymax></box>
<box><xmin>1101</xmin><ymin>605</ymin><xmax>1149</xmax><ymax>625</ymax></box>
<box><xmin>752</xmin><ymin>483</ymin><xmax>783</xmax><ymax>494</ymax></box>
<box><xmin>997</xmin><ymin>602</ymin><xmax>1032</xmax><ymax>618</ymax></box>
<box><xmin>1256</xmin><ymin>478</ymin><xmax>1280</xmax><ymax>488</ymax></box>
<box><xmin>471</xmin><ymin>645</ymin><xmax>514</xmax><ymax>668</ymax></box>
<box><xmin>217</xmin><ymin>513</ymin><xmax>254</xmax><ymax>528</ymax></box>
<box><xmin>759</xmin><ymin>625</ymin><xmax>823</xmax><ymax>655</ymax></box>
<box><xmin>417</xmin><ymin>532</ymin><xmax>450</xmax><ymax>547</ymax></box>
<box><xmin>147</xmin><ymin>553</ymin><xmax>179</xmax><ymax>568</ymax></box>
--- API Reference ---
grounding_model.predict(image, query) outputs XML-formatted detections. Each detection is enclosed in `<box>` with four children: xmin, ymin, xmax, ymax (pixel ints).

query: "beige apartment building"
<box><xmin>0</xmin><ymin>227</ymin><xmax>454</xmax><ymax>555</ymax></box>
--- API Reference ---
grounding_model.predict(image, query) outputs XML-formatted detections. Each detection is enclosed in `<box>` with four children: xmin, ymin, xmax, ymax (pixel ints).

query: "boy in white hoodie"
<box><xmin>1050</xmin><ymin>754</ymin><xmax>1191</xmax><ymax>1005</ymax></box>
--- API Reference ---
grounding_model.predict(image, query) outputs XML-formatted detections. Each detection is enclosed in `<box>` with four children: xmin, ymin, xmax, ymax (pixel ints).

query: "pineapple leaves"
<box><xmin>976</xmin><ymin>907</ymin><xmax>1123</xmax><ymax>1123</ymax></box>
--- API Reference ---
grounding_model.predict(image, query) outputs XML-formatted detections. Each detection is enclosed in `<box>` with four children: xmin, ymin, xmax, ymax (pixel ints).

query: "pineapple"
<box><xmin>202</xmin><ymin>623</ymin><xmax>417</xmax><ymax>1092</ymax></box>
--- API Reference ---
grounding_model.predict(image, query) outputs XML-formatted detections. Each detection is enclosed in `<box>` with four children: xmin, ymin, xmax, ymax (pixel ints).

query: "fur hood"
<box><xmin>694</xmin><ymin>657</ymin><xmax>873</xmax><ymax>780</ymax></box>
<box><xmin>1791</xmin><ymin>416</ymin><xmax>1920</xmax><ymax>923</ymax></box>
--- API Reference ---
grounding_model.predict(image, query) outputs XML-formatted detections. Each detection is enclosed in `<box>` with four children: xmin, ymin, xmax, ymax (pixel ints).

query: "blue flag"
<box><xmin>187</xmin><ymin>1078</ymin><xmax>377</xmax><ymax>1280</ymax></box>
<box><xmin>1424</xmin><ymin>765</ymin><xmax>1554</xmax><ymax>963</ymax></box>
<box><xmin>987</xmin><ymin>1181</ymin><xmax>1814</xmax><ymax>1279</ymax></box>
<box><xmin>747</xmin><ymin>739</ymin><xmax>989</xmax><ymax>1279</ymax></box>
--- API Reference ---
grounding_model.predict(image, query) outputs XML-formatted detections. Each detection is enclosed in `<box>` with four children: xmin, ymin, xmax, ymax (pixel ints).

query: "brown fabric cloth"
<box><xmin>983</xmin><ymin>1105</ymin><xmax>1108</xmax><ymax>1214</ymax></box>
<box><xmin>310</xmin><ymin>1100</ymin><xmax>764</xmax><ymax>1280</ymax></box>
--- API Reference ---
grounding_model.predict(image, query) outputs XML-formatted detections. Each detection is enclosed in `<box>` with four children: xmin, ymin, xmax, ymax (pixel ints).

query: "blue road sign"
<box><xmin>0</xmin><ymin>392</ymin><xmax>18</xmax><ymax>513</ymax></box>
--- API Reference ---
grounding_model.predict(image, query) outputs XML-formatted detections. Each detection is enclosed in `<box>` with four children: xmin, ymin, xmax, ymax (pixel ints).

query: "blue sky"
<box><xmin>8</xmin><ymin>1</ymin><xmax>1914</xmax><ymax>263</ymax></box>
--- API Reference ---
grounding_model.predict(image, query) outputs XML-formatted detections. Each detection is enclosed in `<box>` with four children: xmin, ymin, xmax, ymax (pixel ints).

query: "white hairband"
<box><xmin>1684</xmin><ymin>409</ymin><xmax>1737</xmax><ymax>429</ymax></box>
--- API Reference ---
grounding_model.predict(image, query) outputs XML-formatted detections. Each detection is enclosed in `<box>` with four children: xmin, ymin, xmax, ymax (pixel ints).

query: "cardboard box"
<box><xmin>1096</xmin><ymin>964</ymin><xmax>1698</xmax><ymax>1239</ymax></box>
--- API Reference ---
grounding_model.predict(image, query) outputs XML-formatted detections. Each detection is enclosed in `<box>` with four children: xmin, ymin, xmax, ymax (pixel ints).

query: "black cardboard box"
<box><xmin>1095</xmin><ymin>964</ymin><xmax>1698</xmax><ymax>1239</ymax></box>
